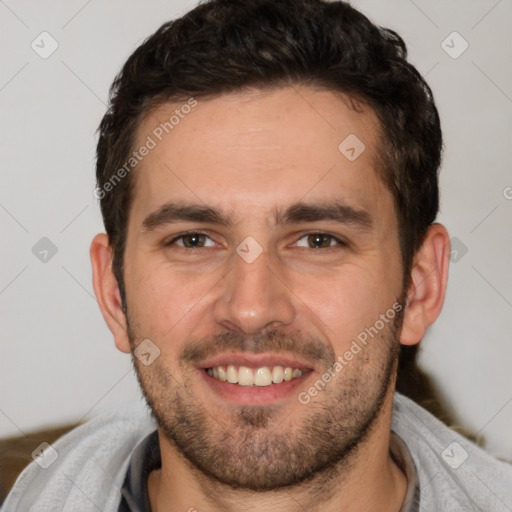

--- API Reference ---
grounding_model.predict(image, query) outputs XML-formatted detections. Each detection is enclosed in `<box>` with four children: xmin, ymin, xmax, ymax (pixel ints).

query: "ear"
<box><xmin>90</xmin><ymin>233</ymin><xmax>131</xmax><ymax>354</ymax></box>
<box><xmin>400</xmin><ymin>223</ymin><xmax>450</xmax><ymax>346</ymax></box>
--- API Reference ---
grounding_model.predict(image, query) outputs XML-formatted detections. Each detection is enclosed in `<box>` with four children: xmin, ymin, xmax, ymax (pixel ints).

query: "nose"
<box><xmin>213</xmin><ymin>247</ymin><xmax>296</xmax><ymax>335</ymax></box>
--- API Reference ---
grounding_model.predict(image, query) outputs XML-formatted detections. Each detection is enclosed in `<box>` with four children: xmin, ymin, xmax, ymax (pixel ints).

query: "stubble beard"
<box><xmin>127</xmin><ymin>312</ymin><xmax>401</xmax><ymax>492</ymax></box>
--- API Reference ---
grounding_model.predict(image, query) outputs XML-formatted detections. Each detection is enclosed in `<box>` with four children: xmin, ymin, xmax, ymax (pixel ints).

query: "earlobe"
<box><xmin>399</xmin><ymin>223</ymin><xmax>450</xmax><ymax>346</ymax></box>
<box><xmin>90</xmin><ymin>233</ymin><xmax>131</xmax><ymax>354</ymax></box>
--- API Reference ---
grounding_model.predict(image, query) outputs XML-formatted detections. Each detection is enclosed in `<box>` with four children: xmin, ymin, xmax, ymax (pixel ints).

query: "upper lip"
<box><xmin>197</xmin><ymin>352</ymin><xmax>317</xmax><ymax>372</ymax></box>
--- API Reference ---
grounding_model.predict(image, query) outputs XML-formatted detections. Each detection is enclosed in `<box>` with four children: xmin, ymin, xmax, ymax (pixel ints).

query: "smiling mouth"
<box><xmin>205</xmin><ymin>365</ymin><xmax>311</xmax><ymax>387</ymax></box>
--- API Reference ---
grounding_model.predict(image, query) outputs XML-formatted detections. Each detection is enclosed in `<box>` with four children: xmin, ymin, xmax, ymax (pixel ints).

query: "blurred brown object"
<box><xmin>0</xmin><ymin>422</ymin><xmax>82</xmax><ymax>505</ymax></box>
<box><xmin>397</xmin><ymin>344</ymin><xmax>481</xmax><ymax>444</ymax></box>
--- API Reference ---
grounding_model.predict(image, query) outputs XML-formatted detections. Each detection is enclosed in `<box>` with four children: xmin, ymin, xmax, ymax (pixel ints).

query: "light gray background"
<box><xmin>1</xmin><ymin>0</ymin><xmax>511</xmax><ymax>461</ymax></box>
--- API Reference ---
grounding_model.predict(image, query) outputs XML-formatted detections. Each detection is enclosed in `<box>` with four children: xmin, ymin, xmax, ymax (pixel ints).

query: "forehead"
<box><xmin>129</xmin><ymin>86</ymin><xmax>392</xmax><ymax>227</ymax></box>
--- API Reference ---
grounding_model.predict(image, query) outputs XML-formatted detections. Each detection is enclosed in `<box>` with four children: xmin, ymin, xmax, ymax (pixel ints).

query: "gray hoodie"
<box><xmin>2</xmin><ymin>392</ymin><xmax>512</xmax><ymax>511</ymax></box>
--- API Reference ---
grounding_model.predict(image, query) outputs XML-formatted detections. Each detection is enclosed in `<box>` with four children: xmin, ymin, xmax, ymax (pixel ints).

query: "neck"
<box><xmin>148</xmin><ymin>392</ymin><xmax>407</xmax><ymax>512</ymax></box>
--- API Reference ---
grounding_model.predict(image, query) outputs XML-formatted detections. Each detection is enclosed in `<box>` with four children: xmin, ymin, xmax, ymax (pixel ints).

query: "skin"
<box><xmin>91</xmin><ymin>86</ymin><xmax>450</xmax><ymax>512</ymax></box>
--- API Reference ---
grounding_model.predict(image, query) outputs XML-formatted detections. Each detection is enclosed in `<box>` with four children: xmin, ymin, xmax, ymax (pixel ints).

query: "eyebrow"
<box><xmin>276</xmin><ymin>201</ymin><xmax>372</xmax><ymax>230</ymax></box>
<box><xmin>141</xmin><ymin>200</ymin><xmax>373</xmax><ymax>233</ymax></box>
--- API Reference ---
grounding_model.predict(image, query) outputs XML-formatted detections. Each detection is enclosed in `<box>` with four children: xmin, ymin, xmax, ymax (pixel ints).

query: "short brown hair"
<box><xmin>96</xmin><ymin>0</ymin><xmax>442</xmax><ymax>310</ymax></box>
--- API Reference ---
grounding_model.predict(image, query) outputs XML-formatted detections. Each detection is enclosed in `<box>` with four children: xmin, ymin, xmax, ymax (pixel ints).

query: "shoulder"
<box><xmin>392</xmin><ymin>392</ymin><xmax>512</xmax><ymax>511</ymax></box>
<box><xmin>2</xmin><ymin>400</ymin><xmax>156</xmax><ymax>512</ymax></box>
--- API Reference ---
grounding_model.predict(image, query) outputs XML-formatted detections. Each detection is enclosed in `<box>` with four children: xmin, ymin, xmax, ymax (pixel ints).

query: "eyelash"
<box><xmin>164</xmin><ymin>231</ymin><xmax>348</xmax><ymax>251</ymax></box>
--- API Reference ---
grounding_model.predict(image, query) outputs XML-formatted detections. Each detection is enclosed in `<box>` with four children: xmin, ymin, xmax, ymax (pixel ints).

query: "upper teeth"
<box><xmin>206</xmin><ymin>365</ymin><xmax>304</xmax><ymax>387</ymax></box>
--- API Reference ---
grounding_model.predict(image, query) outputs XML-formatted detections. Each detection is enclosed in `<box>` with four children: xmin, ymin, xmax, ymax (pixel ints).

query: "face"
<box><xmin>122</xmin><ymin>86</ymin><xmax>405</xmax><ymax>490</ymax></box>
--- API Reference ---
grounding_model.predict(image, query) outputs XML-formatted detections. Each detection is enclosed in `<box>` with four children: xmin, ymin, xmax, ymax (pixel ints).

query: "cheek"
<box><xmin>125</xmin><ymin>257</ymin><xmax>218</xmax><ymax>339</ymax></box>
<box><xmin>290</xmin><ymin>262</ymin><xmax>399</xmax><ymax>345</ymax></box>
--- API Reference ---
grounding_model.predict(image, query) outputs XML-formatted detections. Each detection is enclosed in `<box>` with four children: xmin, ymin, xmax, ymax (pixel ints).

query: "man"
<box><xmin>3</xmin><ymin>0</ymin><xmax>511</xmax><ymax>510</ymax></box>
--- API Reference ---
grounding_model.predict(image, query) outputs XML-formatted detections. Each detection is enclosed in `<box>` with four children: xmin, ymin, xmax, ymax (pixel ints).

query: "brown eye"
<box><xmin>181</xmin><ymin>233</ymin><xmax>207</xmax><ymax>248</ymax></box>
<box><xmin>296</xmin><ymin>233</ymin><xmax>342</xmax><ymax>249</ymax></box>
<box><xmin>166</xmin><ymin>232</ymin><xmax>215</xmax><ymax>248</ymax></box>
<box><xmin>307</xmin><ymin>234</ymin><xmax>333</xmax><ymax>248</ymax></box>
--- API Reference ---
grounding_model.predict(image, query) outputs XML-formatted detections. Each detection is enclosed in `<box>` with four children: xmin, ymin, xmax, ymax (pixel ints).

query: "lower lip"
<box><xmin>199</xmin><ymin>369</ymin><xmax>313</xmax><ymax>406</ymax></box>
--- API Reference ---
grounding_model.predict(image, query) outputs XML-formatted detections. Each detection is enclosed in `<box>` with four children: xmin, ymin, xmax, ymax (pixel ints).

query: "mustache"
<box><xmin>180</xmin><ymin>329</ymin><xmax>336</xmax><ymax>369</ymax></box>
